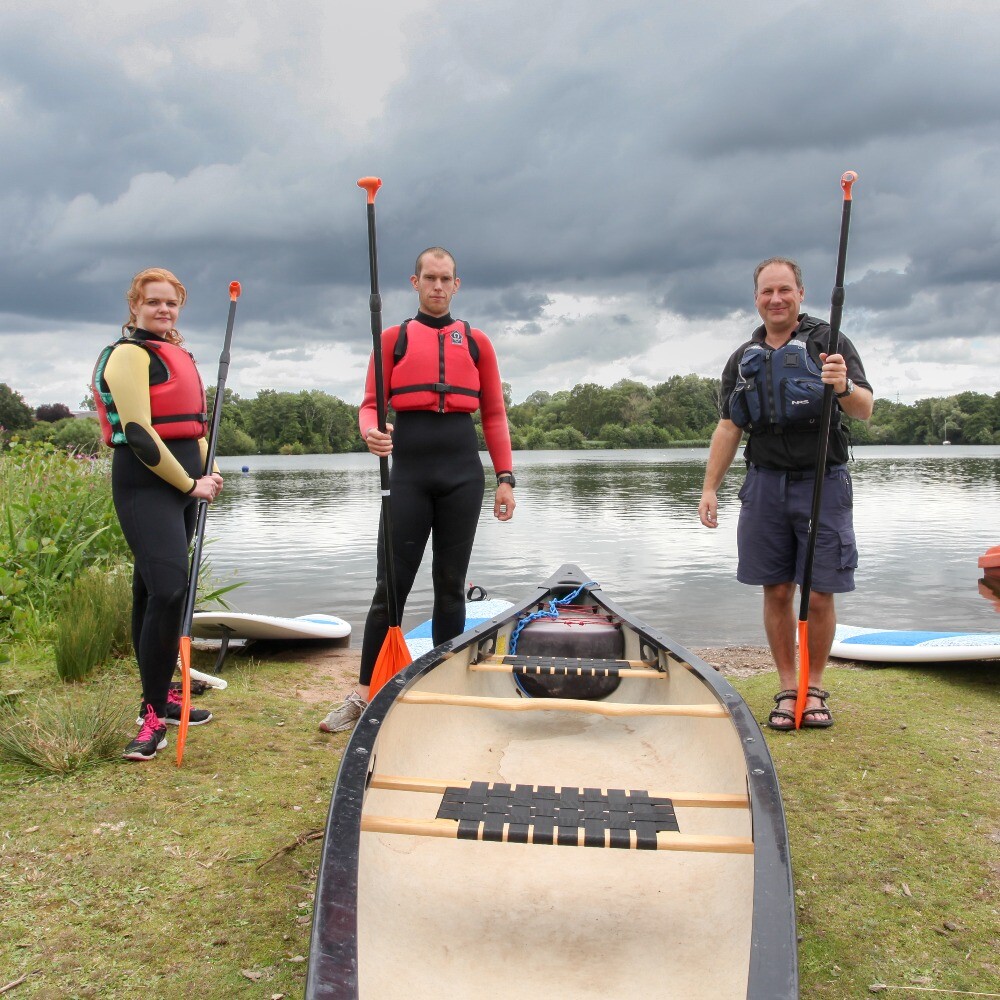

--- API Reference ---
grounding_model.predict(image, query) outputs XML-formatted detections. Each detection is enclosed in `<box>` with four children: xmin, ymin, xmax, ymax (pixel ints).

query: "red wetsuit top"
<box><xmin>359</xmin><ymin>313</ymin><xmax>513</xmax><ymax>475</ymax></box>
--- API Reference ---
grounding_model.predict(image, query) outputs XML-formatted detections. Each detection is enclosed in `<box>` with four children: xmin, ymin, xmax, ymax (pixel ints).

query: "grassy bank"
<box><xmin>1</xmin><ymin>647</ymin><xmax>997</xmax><ymax>998</ymax></box>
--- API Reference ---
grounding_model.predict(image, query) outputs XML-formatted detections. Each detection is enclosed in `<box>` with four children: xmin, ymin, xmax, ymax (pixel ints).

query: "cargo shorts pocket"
<box><xmin>838</xmin><ymin>529</ymin><xmax>859</xmax><ymax>571</ymax></box>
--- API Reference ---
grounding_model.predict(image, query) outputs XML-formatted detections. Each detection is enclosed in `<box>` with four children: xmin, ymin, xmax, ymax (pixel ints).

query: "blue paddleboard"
<box><xmin>405</xmin><ymin>600</ymin><xmax>513</xmax><ymax>659</ymax></box>
<box><xmin>831</xmin><ymin>624</ymin><xmax>1000</xmax><ymax>663</ymax></box>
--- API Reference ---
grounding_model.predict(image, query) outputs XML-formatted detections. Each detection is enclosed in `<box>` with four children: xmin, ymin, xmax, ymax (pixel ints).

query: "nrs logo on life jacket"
<box><xmin>92</xmin><ymin>336</ymin><xmax>208</xmax><ymax>446</ymax></box>
<box><xmin>729</xmin><ymin>332</ymin><xmax>837</xmax><ymax>433</ymax></box>
<box><xmin>389</xmin><ymin>318</ymin><xmax>482</xmax><ymax>414</ymax></box>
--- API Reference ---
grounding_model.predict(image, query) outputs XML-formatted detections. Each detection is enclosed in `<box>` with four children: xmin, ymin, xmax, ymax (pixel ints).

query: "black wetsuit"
<box><xmin>359</xmin><ymin>411</ymin><xmax>484</xmax><ymax>683</ymax></box>
<box><xmin>112</xmin><ymin>440</ymin><xmax>202</xmax><ymax>715</ymax></box>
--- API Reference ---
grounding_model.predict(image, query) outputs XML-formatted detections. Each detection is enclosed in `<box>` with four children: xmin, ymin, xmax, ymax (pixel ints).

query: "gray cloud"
<box><xmin>1</xmin><ymin>0</ymin><xmax>998</xmax><ymax>407</ymax></box>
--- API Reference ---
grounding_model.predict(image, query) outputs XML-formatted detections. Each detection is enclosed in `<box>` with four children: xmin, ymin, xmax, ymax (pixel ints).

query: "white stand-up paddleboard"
<box><xmin>832</xmin><ymin>624</ymin><xmax>1000</xmax><ymax>663</ymax></box>
<box><xmin>191</xmin><ymin>612</ymin><xmax>351</xmax><ymax>673</ymax></box>
<box><xmin>192</xmin><ymin>612</ymin><xmax>351</xmax><ymax>642</ymax></box>
<box><xmin>405</xmin><ymin>600</ymin><xmax>513</xmax><ymax>660</ymax></box>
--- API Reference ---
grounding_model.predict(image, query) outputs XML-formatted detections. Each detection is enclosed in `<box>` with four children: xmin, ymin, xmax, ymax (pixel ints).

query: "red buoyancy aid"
<box><xmin>92</xmin><ymin>335</ymin><xmax>208</xmax><ymax>447</ymax></box>
<box><xmin>388</xmin><ymin>319</ymin><xmax>482</xmax><ymax>414</ymax></box>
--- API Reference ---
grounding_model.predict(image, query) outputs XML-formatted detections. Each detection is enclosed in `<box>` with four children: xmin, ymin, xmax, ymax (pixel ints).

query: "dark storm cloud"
<box><xmin>1</xmin><ymin>0</ymin><xmax>998</xmax><ymax>406</ymax></box>
<box><xmin>358</xmin><ymin>0</ymin><xmax>1000</xmax><ymax>355</ymax></box>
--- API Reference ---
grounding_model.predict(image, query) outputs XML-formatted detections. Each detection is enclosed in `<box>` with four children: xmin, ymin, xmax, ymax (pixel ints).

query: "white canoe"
<box><xmin>308</xmin><ymin>565</ymin><xmax>797</xmax><ymax>999</ymax></box>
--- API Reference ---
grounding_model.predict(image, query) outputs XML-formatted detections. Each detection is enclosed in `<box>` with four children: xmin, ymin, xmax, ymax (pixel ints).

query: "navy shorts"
<box><xmin>736</xmin><ymin>464</ymin><xmax>857</xmax><ymax>593</ymax></box>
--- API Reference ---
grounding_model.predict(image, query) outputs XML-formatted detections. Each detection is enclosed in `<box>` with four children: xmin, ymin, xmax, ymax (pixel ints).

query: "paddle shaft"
<box><xmin>177</xmin><ymin>281</ymin><xmax>241</xmax><ymax>765</ymax></box>
<box><xmin>181</xmin><ymin>283</ymin><xmax>241</xmax><ymax>636</ymax></box>
<box><xmin>795</xmin><ymin>172</ymin><xmax>856</xmax><ymax>729</ymax></box>
<box><xmin>797</xmin><ymin>178</ymin><xmax>854</xmax><ymax>622</ymax></box>
<box><xmin>362</xmin><ymin>184</ymin><xmax>400</xmax><ymax>628</ymax></box>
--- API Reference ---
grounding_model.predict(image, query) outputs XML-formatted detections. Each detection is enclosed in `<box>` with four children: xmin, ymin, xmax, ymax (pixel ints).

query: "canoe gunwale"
<box><xmin>306</xmin><ymin>564</ymin><xmax>798</xmax><ymax>1000</ymax></box>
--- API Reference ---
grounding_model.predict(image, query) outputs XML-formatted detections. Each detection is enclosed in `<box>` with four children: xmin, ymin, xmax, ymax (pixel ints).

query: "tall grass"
<box><xmin>0</xmin><ymin>440</ymin><xmax>129</xmax><ymax>644</ymax></box>
<box><xmin>0</xmin><ymin>679</ymin><xmax>129</xmax><ymax>773</ymax></box>
<box><xmin>53</xmin><ymin>568</ymin><xmax>132</xmax><ymax>682</ymax></box>
<box><xmin>1</xmin><ymin>440</ymin><xmax>240</xmax><ymax>688</ymax></box>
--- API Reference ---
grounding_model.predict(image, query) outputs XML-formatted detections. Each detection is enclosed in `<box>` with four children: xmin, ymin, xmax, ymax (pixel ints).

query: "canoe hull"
<box><xmin>308</xmin><ymin>566</ymin><xmax>797</xmax><ymax>999</ymax></box>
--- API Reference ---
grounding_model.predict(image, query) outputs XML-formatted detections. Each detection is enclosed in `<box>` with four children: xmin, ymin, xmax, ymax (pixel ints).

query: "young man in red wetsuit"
<box><xmin>319</xmin><ymin>247</ymin><xmax>516</xmax><ymax>732</ymax></box>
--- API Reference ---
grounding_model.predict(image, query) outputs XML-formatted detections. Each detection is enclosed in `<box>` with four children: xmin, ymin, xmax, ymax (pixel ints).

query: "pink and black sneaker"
<box><xmin>137</xmin><ymin>688</ymin><xmax>213</xmax><ymax>728</ymax></box>
<box><xmin>163</xmin><ymin>687</ymin><xmax>213</xmax><ymax>726</ymax></box>
<box><xmin>123</xmin><ymin>705</ymin><xmax>168</xmax><ymax>761</ymax></box>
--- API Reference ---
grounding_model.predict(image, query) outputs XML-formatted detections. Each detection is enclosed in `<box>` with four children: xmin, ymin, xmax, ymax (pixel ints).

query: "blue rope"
<box><xmin>509</xmin><ymin>581</ymin><xmax>598</xmax><ymax>656</ymax></box>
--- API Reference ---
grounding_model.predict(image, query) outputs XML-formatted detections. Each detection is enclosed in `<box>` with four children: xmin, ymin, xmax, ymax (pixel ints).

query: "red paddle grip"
<box><xmin>358</xmin><ymin>176</ymin><xmax>382</xmax><ymax>203</ymax></box>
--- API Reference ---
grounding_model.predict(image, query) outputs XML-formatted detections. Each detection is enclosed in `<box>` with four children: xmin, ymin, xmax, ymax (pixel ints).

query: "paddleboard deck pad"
<box><xmin>405</xmin><ymin>600</ymin><xmax>513</xmax><ymax>659</ymax></box>
<box><xmin>192</xmin><ymin>612</ymin><xmax>351</xmax><ymax>642</ymax></box>
<box><xmin>832</xmin><ymin>624</ymin><xmax>1000</xmax><ymax>663</ymax></box>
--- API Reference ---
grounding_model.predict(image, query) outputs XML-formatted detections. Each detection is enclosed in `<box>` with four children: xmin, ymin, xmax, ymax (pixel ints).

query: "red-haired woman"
<box><xmin>92</xmin><ymin>268</ymin><xmax>222</xmax><ymax>760</ymax></box>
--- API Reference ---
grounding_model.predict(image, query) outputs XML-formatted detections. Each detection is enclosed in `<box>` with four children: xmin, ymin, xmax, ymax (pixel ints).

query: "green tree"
<box><xmin>564</xmin><ymin>384</ymin><xmax>628</xmax><ymax>438</ymax></box>
<box><xmin>652</xmin><ymin>374</ymin><xmax>721</xmax><ymax>438</ymax></box>
<box><xmin>215</xmin><ymin>423</ymin><xmax>256</xmax><ymax>455</ymax></box>
<box><xmin>0</xmin><ymin>384</ymin><xmax>34</xmax><ymax>433</ymax></box>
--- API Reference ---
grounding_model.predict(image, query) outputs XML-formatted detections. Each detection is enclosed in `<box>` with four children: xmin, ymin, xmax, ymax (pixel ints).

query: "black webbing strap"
<box><xmin>436</xmin><ymin>782</ymin><xmax>679</xmax><ymax>849</ymax></box>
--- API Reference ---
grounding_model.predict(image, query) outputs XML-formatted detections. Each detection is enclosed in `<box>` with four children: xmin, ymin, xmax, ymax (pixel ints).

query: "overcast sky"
<box><xmin>2</xmin><ymin>0</ymin><xmax>998</xmax><ymax>410</ymax></box>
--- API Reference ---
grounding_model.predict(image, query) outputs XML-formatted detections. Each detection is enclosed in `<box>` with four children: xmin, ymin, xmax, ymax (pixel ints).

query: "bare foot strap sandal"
<box><xmin>801</xmin><ymin>686</ymin><xmax>834</xmax><ymax>728</ymax></box>
<box><xmin>767</xmin><ymin>689</ymin><xmax>799</xmax><ymax>731</ymax></box>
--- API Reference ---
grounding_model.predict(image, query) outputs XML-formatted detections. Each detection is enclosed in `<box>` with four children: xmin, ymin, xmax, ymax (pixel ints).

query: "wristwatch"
<box><xmin>835</xmin><ymin>378</ymin><xmax>855</xmax><ymax>399</ymax></box>
<box><xmin>496</xmin><ymin>472</ymin><xmax>516</xmax><ymax>488</ymax></box>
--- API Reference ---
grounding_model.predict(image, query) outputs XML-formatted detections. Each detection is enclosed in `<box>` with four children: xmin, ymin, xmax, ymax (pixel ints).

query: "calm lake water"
<box><xmin>207</xmin><ymin>447</ymin><xmax>1000</xmax><ymax>648</ymax></box>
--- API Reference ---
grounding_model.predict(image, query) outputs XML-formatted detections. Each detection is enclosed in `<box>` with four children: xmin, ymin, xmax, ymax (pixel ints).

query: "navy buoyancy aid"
<box><xmin>92</xmin><ymin>335</ymin><xmax>208</xmax><ymax>446</ymax></box>
<box><xmin>389</xmin><ymin>318</ymin><xmax>482</xmax><ymax>414</ymax></box>
<box><xmin>728</xmin><ymin>324</ymin><xmax>839</xmax><ymax>434</ymax></box>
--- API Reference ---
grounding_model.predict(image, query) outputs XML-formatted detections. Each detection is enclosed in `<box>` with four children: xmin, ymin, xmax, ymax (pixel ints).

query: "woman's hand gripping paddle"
<box><xmin>177</xmin><ymin>280</ymin><xmax>242</xmax><ymax>765</ymax></box>
<box><xmin>358</xmin><ymin>177</ymin><xmax>412</xmax><ymax>697</ymax></box>
<box><xmin>795</xmin><ymin>171</ymin><xmax>857</xmax><ymax>728</ymax></box>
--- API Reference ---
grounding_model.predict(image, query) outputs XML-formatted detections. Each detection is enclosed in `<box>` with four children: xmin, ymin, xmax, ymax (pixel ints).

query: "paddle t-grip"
<box><xmin>841</xmin><ymin>171</ymin><xmax>858</xmax><ymax>200</ymax></box>
<box><xmin>229</xmin><ymin>281</ymin><xmax>242</xmax><ymax>300</ymax></box>
<box><xmin>358</xmin><ymin>176</ymin><xmax>382</xmax><ymax>204</ymax></box>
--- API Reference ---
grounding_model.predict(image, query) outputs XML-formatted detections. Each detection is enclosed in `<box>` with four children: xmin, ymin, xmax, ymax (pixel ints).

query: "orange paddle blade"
<box><xmin>176</xmin><ymin>636</ymin><xmax>192</xmax><ymax>766</ymax></box>
<box><xmin>368</xmin><ymin>626</ymin><xmax>411</xmax><ymax>698</ymax></box>
<box><xmin>794</xmin><ymin>620</ymin><xmax>810</xmax><ymax>729</ymax></box>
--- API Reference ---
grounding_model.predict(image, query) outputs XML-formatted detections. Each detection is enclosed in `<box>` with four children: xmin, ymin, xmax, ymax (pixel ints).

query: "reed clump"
<box><xmin>0</xmin><ymin>680</ymin><xmax>129</xmax><ymax>774</ymax></box>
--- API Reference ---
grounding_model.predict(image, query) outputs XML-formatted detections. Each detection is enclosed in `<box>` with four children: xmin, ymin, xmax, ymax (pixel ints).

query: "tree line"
<box><xmin>1</xmin><ymin>379</ymin><xmax>998</xmax><ymax>456</ymax></box>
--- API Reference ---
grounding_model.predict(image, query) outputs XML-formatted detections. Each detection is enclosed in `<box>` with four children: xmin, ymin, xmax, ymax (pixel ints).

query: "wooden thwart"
<box><xmin>370</xmin><ymin>774</ymin><xmax>749</xmax><ymax>809</ymax></box>
<box><xmin>472</xmin><ymin>655</ymin><xmax>663</xmax><ymax>679</ymax></box>
<box><xmin>361</xmin><ymin>814</ymin><xmax>754</xmax><ymax>854</ymax></box>
<box><xmin>398</xmin><ymin>690</ymin><xmax>728</xmax><ymax>718</ymax></box>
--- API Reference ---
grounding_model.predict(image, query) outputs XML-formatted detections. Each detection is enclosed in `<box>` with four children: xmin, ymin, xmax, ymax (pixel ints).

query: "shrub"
<box><xmin>52</xmin><ymin>416</ymin><xmax>104</xmax><ymax>457</ymax></box>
